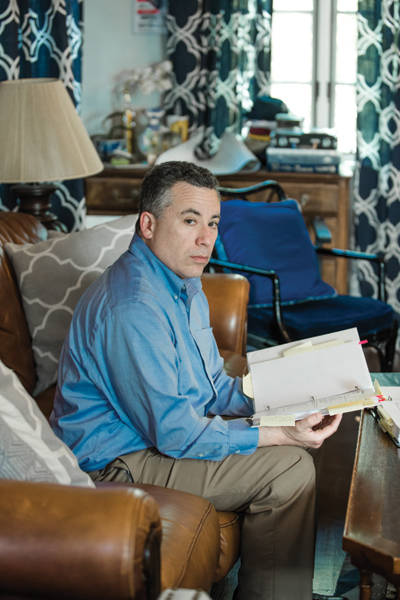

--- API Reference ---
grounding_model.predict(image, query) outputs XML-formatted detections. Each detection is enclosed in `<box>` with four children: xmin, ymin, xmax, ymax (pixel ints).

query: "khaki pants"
<box><xmin>90</xmin><ymin>445</ymin><xmax>317</xmax><ymax>600</ymax></box>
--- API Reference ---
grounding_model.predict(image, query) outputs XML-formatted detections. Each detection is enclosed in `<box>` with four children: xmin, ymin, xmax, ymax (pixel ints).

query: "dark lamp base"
<box><xmin>12</xmin><ymin>183</ymin><xmax>68</xmax><ymax>233</ymax></box>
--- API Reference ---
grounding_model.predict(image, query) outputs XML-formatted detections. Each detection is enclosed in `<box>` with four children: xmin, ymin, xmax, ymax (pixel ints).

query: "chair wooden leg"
<box><xmin>359</xmin><ymin>569</ymin><xmax>373</xmax><ymax>600</ymax></box>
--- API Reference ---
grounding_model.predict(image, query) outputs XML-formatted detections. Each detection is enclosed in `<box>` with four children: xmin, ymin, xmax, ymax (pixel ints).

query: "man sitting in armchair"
<box><xmin>51</xmin><ymin>160</ymin><xmax>341</xmax><ymax>600</ymax></box>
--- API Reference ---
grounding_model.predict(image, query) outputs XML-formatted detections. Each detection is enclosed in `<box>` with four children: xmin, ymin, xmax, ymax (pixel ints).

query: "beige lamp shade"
<box><xmin>0</xmin><ymin>78</ymin><xmax>103</xmax><ymax>183</ymax></box>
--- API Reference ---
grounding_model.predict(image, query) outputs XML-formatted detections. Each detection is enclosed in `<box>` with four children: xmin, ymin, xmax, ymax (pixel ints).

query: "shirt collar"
<box><xmin>128</xmin><ymin>233</ymin><xmax>202</xmax><ymax>299</ymax></box>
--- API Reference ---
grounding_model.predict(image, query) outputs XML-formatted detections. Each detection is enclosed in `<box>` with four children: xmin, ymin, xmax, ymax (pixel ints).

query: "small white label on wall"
<box><xmin>132</xmin><ymin>0</ymin><xmax>167</xmax><ymax>34</ymax></box>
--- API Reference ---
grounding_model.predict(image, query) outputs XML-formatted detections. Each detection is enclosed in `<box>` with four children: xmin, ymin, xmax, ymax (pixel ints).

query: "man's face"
<box><xmin>140</xmin><ymin>181</ymin><xmax>221</xmax><ymax>279</ymax></box>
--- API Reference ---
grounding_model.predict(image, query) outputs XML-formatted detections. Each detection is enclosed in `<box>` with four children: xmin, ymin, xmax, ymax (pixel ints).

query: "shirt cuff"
<box><xmin>227</xmin><ymin>418</ymin><xmax>259</xmax><ymax>455</ymax></box>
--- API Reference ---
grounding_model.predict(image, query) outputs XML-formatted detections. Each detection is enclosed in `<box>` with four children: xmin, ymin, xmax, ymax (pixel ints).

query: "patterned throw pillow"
<box><xmin>0</xmin><ymin>359</ymin><xmax>94</xmax><ymax>486</ymax></box>
<box><xmin>5</xmin><ymin>214</ymin><xmax>138</xmax><ymax>395</ymax></box>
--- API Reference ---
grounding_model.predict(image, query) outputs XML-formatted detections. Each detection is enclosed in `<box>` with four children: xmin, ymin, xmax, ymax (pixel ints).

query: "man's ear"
<box><xmin>140</xmin><ymin>212</ymin><xmax>156</xmax><ymax>240</ymax></box>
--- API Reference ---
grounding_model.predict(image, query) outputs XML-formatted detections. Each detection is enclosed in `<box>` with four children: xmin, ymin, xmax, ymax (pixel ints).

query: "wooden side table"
<box><xmin>343</xmin><ymin>386</ymin><xmax>400</xmax><ymax>600</ymax></box>
<box><xmin>85</xmin><ymin>167</ymin><xmax>352</xmax><ymax>294</ymax></box>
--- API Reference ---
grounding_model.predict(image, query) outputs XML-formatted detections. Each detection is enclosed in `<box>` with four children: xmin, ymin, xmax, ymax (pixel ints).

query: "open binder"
<box><xmin>244</xmin><ymin>327</ymin><xmax>385</xmax><ymax>427</ymax></box>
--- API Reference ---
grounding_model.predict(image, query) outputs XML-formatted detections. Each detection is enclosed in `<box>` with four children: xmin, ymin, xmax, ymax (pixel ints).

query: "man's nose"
<box><xmin>197</xmin><ymin>225</ymin><xmax>213</xmax><ymax>246</ymax></box>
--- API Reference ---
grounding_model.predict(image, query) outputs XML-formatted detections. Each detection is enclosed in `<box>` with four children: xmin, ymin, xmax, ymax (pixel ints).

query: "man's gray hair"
<box><xmin>136</xmin><ymin>161</ymin><xmax>220</xmax><ymax>233</ymax></box>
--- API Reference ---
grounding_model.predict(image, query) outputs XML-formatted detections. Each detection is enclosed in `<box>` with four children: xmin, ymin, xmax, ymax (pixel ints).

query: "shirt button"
<box><xmin>235</xmin><ymin>450</ymin><xmax>240</xmax><ymax>454</ymax></box>
<box><xmin>174</xmin><ymin>295</ymin><xmax>178</xmax><ymax>300</ymax></box>
<box><xmin>199</xmin><ymin>453</ymin><xmax>204</xmax><ymax>457</ymax></box>
<box><xmin>182</xmin><ymin>285</ymin><xmax>186</xmax><ymax>290</ymax></box>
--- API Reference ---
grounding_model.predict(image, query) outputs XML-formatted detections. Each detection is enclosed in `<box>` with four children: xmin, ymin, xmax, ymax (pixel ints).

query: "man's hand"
<box><xmin>257</xmin><ymin>412</ymin><xmax>342</xmax><ymax>449</ymax></box>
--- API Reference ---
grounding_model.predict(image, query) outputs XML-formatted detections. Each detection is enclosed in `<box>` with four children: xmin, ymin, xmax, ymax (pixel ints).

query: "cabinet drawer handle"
<box><xmin>300</xmin><ymin>193</ymin><xmax>310</xmax><ymax>207</ymax></box>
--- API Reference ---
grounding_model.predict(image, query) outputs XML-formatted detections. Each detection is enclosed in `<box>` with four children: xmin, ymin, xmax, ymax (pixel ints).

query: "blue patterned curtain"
<box><xmin>164</xmin><ymin>0</ymin><xmax>272</xmax><ymax>159</ymax></box>
<box><xmin>0</xmin><ymin>0</ymin><xmax>85</xmax><ymax>231</ymax></box>
<box><xmin>353</xmin><ymin>0</ymin><xmax>400</xmax><ymax>327</ymax></box>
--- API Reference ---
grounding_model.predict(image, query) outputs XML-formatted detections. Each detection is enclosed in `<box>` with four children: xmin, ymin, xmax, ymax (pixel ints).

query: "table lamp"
<box><xmin>0</xmin><ymin>78</ymin><xmax>103</xmax><ymax>230</ymax></box>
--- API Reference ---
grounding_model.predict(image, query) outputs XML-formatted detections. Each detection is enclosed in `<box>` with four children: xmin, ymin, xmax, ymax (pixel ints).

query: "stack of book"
<box><xmin>374</xmin><ymin>390</ymin><xmax>400</xmax><ymax>446</ymax></box>
<box><xmin>266</xmin><ymin>128</ymin><xmax>340</xmax><ymax>173</ymax></box>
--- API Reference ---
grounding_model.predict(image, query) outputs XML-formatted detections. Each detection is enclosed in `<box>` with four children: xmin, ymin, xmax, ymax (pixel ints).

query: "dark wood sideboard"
<box><xmin>85</xmin><ymin>168</ymin><xmax>352</xmax><ymax>294</ymax></box>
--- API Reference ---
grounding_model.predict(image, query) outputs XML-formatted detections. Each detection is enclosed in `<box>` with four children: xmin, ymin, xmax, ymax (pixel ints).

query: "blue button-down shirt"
<box><xmin>50</xmin><ymin>234</ymin><xmax>259</xmax><ymax>471</ymax></box>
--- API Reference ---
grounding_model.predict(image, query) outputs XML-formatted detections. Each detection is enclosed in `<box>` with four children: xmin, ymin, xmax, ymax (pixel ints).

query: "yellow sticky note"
<box><xmin>283</xmin><ymin>339</ymin><xmax>344</xmax><ymax>358</ymax></box>
<box><xmin>259</xmin><ymin>414</ymin><xmax>296</xmax><ymax>427</ymax></box>
<box><xmin>328</xmin><ymin>401</ymin><xmax>365</xmax><ymax>415</ymax></box>
<box><xmin>283</xmin><ymin>342</ymin><xmax>313</xmax><ymax>357</ymax></box>
<box><xmin>328</xmin><ymin>397</ymin><xmax>377</xmax><ymax>416</ymax></box>
<box><xmin>243</xmin><ymin>372</ymin><xmax>254</xmax><ymax>398</ymax></box>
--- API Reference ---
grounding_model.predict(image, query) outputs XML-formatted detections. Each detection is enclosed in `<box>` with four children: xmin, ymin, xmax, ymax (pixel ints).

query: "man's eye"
<box><xmin>209</xmin><ymin>221</ymin><xmax>219</xmax><ymax>228</ymax></box>
<box><xmin>185</xmin><ymin>219</ymin><xmax>196</xmax><ymax>225</ymax></box>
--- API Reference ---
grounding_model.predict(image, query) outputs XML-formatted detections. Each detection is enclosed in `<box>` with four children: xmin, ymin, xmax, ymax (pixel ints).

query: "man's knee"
<box><xmin>255</xmin><ymin>446</ymin><xmax>316</xmax><ymax>508</ymax></box>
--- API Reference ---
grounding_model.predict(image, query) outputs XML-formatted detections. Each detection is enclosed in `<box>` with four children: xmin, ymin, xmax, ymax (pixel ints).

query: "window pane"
<box><xmin>337</xmin><ymin>0</ymin><xmax>357</xmax><ymax>12</ymax></box>
<box><xmin>334</xmin><ymin>84</ymin><xmax>357</xmax><ymax>153</ymax></box>
<box><xmin>336</xmin><ymin>13</ymin><xmax>357</xmax><ymax>84</ymax></box>
<box><xmin>270</xmin><ymin>83</ymin><xmax>312</xmax><ymax>130</ymax></box>
<box><xmin>271</xmin><ymin>13</ymin><xmax>313</xmax><ymax>83</ymax></box>
<box><xmin>273</xmin><ymin>0</ymin><xmax>313</xmax><ymax>11</ymax></box>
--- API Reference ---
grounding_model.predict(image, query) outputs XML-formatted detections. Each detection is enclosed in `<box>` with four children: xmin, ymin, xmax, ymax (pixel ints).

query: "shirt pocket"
<box><xmin>192</xmin><ymin>326</ymin><xmax>214</xmax><ymax>366</ymax></box>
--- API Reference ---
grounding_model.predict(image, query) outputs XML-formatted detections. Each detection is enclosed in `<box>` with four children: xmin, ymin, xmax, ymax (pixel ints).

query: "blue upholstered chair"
<box><xmin>210</xmin><ymin>182</ymin><xmax>398</xmax><ymax>372</ymax></box>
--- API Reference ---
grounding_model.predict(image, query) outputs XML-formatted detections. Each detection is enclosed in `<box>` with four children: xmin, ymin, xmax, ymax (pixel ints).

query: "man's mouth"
<box><xmin>190</xmin><ymin>255</ymin><xmax>209</xmax><ymax>263</ymax></box>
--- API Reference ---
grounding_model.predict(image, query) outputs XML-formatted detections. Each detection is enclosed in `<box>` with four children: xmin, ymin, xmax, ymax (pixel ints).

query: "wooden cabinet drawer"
<box><xmin>85</xmin><ymin>177</ymin><xmax>141</xmax><ymax>214</ymax></box>
<box><xmin>218</xmin><ymin>175</ymin><xmax>339</xmax><ymax>214</ymax></box>
<box><xmin>281</xmin><ymin>183</ymin><xmax>338</xmax><ymax>214</ymax></box>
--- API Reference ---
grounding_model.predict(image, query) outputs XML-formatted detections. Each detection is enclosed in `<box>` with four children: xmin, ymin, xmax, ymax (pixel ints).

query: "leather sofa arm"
<box><xmin>0</xmin><ymin>479</ymin><xmax>162</xmax><ymax>600</ymax></box>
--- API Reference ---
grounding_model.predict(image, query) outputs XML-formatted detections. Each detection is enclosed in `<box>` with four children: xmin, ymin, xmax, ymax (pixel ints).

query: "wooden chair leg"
<box><xmin>359</xmin><ymin>569</ymin><xmax>373</xmax><ymax>600</ymax></box>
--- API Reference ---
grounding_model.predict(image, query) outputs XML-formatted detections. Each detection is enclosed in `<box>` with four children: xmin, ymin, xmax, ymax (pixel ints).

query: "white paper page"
<box><xmin>380</xmin><ymin>387</ymin><xmax>400</xmax><ymax>402</ymax></box>
<box><xmin>247</xmin><ymin>327</ymin><xmax>360</xmax><ymax>367</ymax></box>
<box><xmin>155</xmin><ymin>131</ymin><xmax>261</xmax><ymax>175</ymax></box>
<box><xmin>379</xmin><ymin>400</ymin><xmax>400</xmax><ymax>424</ymax></box>
<box><xmin>250</xmin><ymin>339</ymin><xmax>372</xmax><ymax>414</ymax></box>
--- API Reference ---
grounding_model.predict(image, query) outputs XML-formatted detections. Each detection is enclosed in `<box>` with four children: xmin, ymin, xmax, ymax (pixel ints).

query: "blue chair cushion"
<box><xmin>218</xmin><ymin>199</ymin><xmax>337</xmax><ymax>306</ymax></box>
<box><xmin>248</xmin><ymin>296</ymin><xmax>394</xmax><ymax>341</ymax></box>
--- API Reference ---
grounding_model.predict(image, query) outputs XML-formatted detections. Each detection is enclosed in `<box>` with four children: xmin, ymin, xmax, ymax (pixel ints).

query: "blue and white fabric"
<box><xmin>354</xmin><ymin>0</ymin><xmax>400</xmax><ymax>339</ymax></box>
<box><xmin>164</xmin><ymin>0</ymin><xmax>272</xmax><ymax>159</ymax></box>
<box><xmin>0</xmin><ymin>0</ymin><xmax>84</xmax><ymax>231</ymax></box>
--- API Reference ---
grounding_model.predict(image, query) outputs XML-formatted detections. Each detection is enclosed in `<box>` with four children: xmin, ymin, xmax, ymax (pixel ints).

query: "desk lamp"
<box><xmin>0</xmin><ymin>78</ymin><xmax>103</xmax><ymax>230</ymax></box>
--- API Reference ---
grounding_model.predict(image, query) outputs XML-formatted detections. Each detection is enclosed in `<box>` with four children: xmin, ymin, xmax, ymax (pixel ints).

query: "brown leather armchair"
<box><xmin>0</xmin><ymin>212</ymin><xmax>250</xmax><ymax>600</ymax></box>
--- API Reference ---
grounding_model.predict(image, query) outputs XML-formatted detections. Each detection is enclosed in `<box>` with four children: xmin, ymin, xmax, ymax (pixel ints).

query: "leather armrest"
<box><xmin>0</xmin><ymin>479</ymin><xmax>161</xmax><ymax>600</ymax></box>
<box><xmin>202</xmin><ymin>273</ymin><xmax>250</xmax><ymax>356</ymax></box>
<box><xmin>98</xmin><ymin>482</ymin><xmax>221</xmax><ymax>592</ymax></box>
<box><xmin>219</xmin><ymin>350</ymin><xmax>247</xmax><ymax>378</ymax></box>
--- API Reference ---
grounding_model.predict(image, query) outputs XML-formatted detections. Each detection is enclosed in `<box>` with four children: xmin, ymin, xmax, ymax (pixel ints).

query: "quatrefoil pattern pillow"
<box><xmin>0</xmin><ymin>359</ymin><xmax>94</xmax><ymax>486</ymax></box>
<box><xmin>5</xmin><ymin>214</ymin><xmax>138</xmax><ymax>395</ymax></box>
